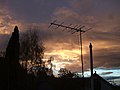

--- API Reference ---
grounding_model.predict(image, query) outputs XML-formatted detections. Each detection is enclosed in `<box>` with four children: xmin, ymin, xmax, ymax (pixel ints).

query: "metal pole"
<box><xmin>80</xmin><ymin>31</ymin><xmax>84</xmax><ymax>77</ymax></box>
<box><xmin>48</xmin><ymin>21</ymin><xmax>91</xmax><ymax>77</ymax></box>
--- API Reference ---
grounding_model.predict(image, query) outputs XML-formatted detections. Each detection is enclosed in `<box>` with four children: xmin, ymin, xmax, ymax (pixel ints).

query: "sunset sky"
<box><xmin>0</xmin><ymin>0</ymin><xmax>120</xmax><ymax>85</ymax></box>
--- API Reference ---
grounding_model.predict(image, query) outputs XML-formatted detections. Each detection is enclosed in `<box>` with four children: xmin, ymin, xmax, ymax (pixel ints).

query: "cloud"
<box><xmin>100</xmin><ymin>72</ymin><xmax>113</xmax><ymax>75</ymax></box>
<box><xmin>0</xmin><ymin>0</ymin><xmax>120</xmax><ymax>72</ymax></box>
<box><xmin>52</xmin><ymin>7</ymin><xmax>81</xmax><ymax>23</ymax></box>
<box><xmin>94</xmin><ymin>49</ymin><xmax>120</xmax><ymax>68</ymax></box>
<box><xmin>0</xmin><ymin>8</ymin><xmax>23</xmax><ymax>34</ymax></box>
<box><xmin>0</xmin><ymin>3</ymin><xmax>23</xmax><ymax>51</ymax></box>
<box><xmin>5</xmin><ymin>0</ymin><xmax>69</xmax><ymax>23</ymax></box>
<box><xmin>0</xmin><ymin>34</ymin><xmax>10</xmax><ymax>51</ymax></box>
<box><xmin>26</xmin><ymin>5</ymin><xmax>120</xmax><ymax>71</ymax></box>
<box><xmin>68</xmin><ymin>0</ymin><xmax>95</xmax><ymax>14</ymax></box>
<box><xmin>52</xmin><ymin>6</ymin><xmax>98</xmax><ymax>26</ymax></box>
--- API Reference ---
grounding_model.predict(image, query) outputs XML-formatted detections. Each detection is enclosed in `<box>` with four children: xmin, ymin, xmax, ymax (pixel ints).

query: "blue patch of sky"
<box><xmin>82</xmin><ymin>68</ymin><xmax>120</xmax><ymax>85</ymax></box>
<box><xmin>82</xmin><ymin>68</ymin><xmax>120</xmax><ymax>78</ymax></box>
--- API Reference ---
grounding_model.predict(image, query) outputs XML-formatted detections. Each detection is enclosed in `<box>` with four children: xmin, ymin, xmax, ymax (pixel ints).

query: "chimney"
<box><xmin>89</xmin><ymin>43</ymin><xmax>93</xmax><ymax>76</ymax></box>
<box><xmin>89</xmin><ymin>43</ymin><xmax>94</xmax><ymax>90</ymax></box>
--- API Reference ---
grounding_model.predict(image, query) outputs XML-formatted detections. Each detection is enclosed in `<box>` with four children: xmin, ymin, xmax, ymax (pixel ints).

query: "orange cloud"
<box><xmin>0</xmin><ymin>8</ymin><xmax>23</xmax><ymax>34</ymax></box>
<box><xmin>1</xmin><ymin>0</ymin><xmax>120</xmax><ymax>72</ymax></box>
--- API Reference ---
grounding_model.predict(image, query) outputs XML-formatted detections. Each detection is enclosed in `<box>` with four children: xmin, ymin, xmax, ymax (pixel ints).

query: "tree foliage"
<box><xmin>20</xmin><ymin>27</ymin><xmax>45</xmax><ymax>73</ymax></box>
<box><xmin>58</xmin><ymin>68</ymin><xmax>74</xmax><ymax>78</ymax></box>
<box><xmin>0</xmin><ymin>51</ymin><xmax>5</xmax><ymax>57</ymax></box>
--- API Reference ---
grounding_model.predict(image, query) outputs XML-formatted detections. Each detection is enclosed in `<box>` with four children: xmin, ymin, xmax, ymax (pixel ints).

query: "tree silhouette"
<box><xmin>20</xmin><ymin>27</ymin><xmax>45</xmax><ymax>74</ymax></box>
<box><xmin>45</xmin><ymin>56</ymin><xmax>54</xmax><ymax>76</ymax></box>
<box><xmin>5</xmin><ymin>26</ymin><xmax>20</xmax><ymax>90</ymax></box>
<box><xmin>0</xmin><ymin>51</ymin><xmax>5</xmax><ymax>57</ymax></box>
<box><xmin>58</xmin><ymin>68</ymin><xmax>74</xmax><ymax>78</ymax></box>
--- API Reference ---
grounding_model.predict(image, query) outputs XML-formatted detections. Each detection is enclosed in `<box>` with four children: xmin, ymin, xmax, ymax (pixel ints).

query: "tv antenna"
<box><xmin>48</xmin><ymin>20</ymin><xmax>92</xmax><ymax>77</ymax></box>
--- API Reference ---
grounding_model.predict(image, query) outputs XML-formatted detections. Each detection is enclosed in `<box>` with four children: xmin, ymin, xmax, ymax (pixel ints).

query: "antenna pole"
<box><xmin>80</xmin><ymin>31</ymin><xmax>84</xmax><ymax>77</ymax></box>
<box><xmin>49</xmin><ymin>21</ymin><xmax>91</xmax><ymax>77</ymax></box>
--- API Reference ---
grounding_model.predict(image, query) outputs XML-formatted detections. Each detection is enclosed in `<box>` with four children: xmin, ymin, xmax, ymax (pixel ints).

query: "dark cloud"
<box><xmin>68</xmin><ymin>0</ymin><xmax>96</xmax><ymax>14</ymax></box>
<box><xmin>21</xmin><ymin>14</ymin><xmax>120</xmax><ymax>70</ymax></box>
<box><xmin>5</xmin><ymin>0</ymin><xmax>68</xmax><ymax>23</ymax></box>
<box><xmin>0</xmin><ymin>34</ymin><xmax>10</xmax><ymax>51</ymax></box>
<box><xmin>0</xmin><ymin>0</ymin><xmax>6</xmax><ymax>7</ymax></box>
<box><xmin>0</xmin><ymin>0</ymin><xmax>120</xmax><ymax>72</ymax></box>
<box><xmin>95</xmin><ymin>51</ymin><xmax>120</xmax><ymax>68</ymax></box>
<box><xmin>105</xmin><ymin>77</ymin><xmax>120</xmax><ymax>81</ymax></box>
<box><xmin>100</xmin><ymin>72</ymin><xmax>113</xmax><ymax>75</ymax></box>
<box><xmin>64</xmin><ymin>61</ymin><xmax>82</xmax><ymax>72</ymax></box>
<box><xmin>83</xmin><ymin>48</ymin><xmax>120</xmax><ymax>69</ymax></box>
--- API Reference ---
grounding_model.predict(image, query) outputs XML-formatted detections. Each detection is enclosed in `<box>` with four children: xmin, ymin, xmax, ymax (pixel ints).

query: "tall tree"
<box><xmin>5</xmin><ymin>26</ymin><xmax>20</xmax><ymax>90</ymax></box>
<box><xmin>20</xmin><ymin>27</ymin><xmax>45</xmax><ymax>73</ymax></box>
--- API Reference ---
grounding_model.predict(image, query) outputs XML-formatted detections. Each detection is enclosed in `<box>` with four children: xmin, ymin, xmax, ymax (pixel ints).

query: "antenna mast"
<box><xmin>49</xmin><ymin>20</ymin><xmax>91</xmax><ymax>77</ymax></box>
